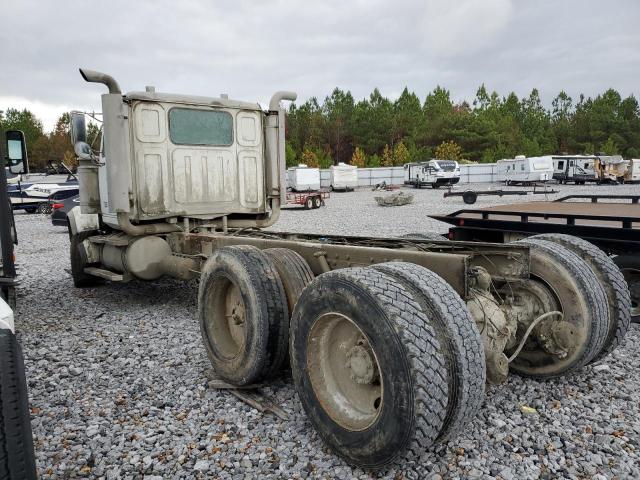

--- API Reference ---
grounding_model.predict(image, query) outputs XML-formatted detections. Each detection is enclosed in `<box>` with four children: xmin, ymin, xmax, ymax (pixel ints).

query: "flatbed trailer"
<box><xmin>431</xmin><ymin>194</ymin><xmax>640</xmax><ymax>321</ymax></box>
<box><xmin>10</xmin><ymin>195</ymin><xmax>50</xmax><ymax>213</ymax></box>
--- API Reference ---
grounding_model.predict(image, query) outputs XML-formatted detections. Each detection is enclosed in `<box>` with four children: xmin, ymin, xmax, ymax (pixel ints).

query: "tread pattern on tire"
<box><xmin>531</xmin><ymin>233</ymin><xmax>630</xmax><ymax>361</ymax></box>
<box><xmin>0</xmin><ymin>329</ymin><xmax>37</xmax><ymax>479</ymax></box>
<box><xmin>199</xmin><ymin>245</ymin><xmax>289</xmax><ymax>384</ymax></box>
<box><xmin>516</xmin><ymin>238</ymin><xmax>609</xmax><ymax>373</ymax></box>
<box><xmin>70</xmin><ymin>231</ymin><xmax>102</xmax><ymax>288</ymax></box>
<box><xmin>373</xmin><ymin>262</ymin><xmax>486</xmax><ymax>441</ymax></box>
<box><xmin>263</xmin><ymin>248</ymin><xmax>315</xmax><ymax>313</ymax></box>
<box><xmin>315</xmin><ymin>267</ymin><xmax>450</xmax><ymax>465</ymax></box>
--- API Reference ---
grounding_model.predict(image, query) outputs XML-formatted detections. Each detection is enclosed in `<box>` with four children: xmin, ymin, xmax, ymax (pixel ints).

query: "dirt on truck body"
<box><xmin>66</xmin><ymin>68</ymin><xmax>630</xmax><ymax>468</ymax></box>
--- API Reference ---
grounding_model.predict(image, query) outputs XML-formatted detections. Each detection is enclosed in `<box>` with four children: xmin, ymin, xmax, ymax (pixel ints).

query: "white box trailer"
<box><xmin>287</xmin><ymin>165</ymin><xmax>321</xmax><ymax>191</ymax></box>
<box><xmin>497</xmin><ymin>155</ymin><xmax>554</xmax><ymax>185</ymax></box>
<box><xmin>552</xmin><ymin>156</ymin><xmax>597</xmax><ymax>184</ymax></box>
<box><xmin>403</xmin><ymin>159</ymin><xmax>460</xmax><ymax>189</ymax></box>
<box><xmin>624</xmin><ymin>159</ymin><xmax>640</xmax><ymax>183</ymax></box>
<box><xmin>330</xmin><ymin>163</ymin><xmax>358</xmax><ymax>191</ymax></box>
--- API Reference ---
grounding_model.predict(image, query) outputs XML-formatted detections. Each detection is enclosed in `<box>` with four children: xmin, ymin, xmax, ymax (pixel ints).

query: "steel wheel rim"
<box><xmin>306</xmin><ymin>312</ymin><xmax>383</xmax><ymax>431</ymax></box>
<box><xmin>204</xmin><ymin>276</ymin><xmax>246</xmax><ymax>359</ymax></box>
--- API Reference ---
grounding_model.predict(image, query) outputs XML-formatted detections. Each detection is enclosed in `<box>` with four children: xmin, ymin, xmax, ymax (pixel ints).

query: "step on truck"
<box><xmin>68</xmin><ymin>69</ymin><xmax>630</xmax><ymax>469</ymax></box>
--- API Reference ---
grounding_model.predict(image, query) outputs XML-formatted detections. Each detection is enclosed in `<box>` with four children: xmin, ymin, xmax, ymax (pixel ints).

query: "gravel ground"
<box><xmin>12</xmin><ymin>182</ymin><xmax>640</xmax><ymax>479</ymax></box>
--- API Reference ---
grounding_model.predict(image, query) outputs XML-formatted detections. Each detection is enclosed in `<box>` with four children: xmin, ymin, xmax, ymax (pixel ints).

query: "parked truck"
<box><xmin>68</xmin><ymin>68</ymin><xmax>628</xmax><ymax>469</ymax></box>
<box><xmin>0</xmin><ymin>129</ymin><xmax>37</xmax><ymax>480</ymax></box>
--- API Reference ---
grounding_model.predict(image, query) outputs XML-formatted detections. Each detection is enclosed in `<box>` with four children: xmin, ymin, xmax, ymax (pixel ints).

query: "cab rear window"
<box><xmin>169</xmin><ymin>108</ymin><xmax>233</xmax><ymax>146</ymax></box>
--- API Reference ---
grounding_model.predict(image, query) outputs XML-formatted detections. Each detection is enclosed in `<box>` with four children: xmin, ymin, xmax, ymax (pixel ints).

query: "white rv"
<box><xmin>287</xmin><ymin>164</ymin><xmax>321</xmax><ymax>191</ymax></box>
<box><xmin>330</xmin><ymin>163</ymin><xmax>358</xmax><ymax>191</ymax></box>
<box><xmin>624</xmin><ymin>159</ymin><xmax>640</xmax><ymax>183</ymax></box>
<box><xmin>552</xmin><ymin>156</ymin><xmax>597</xmax><ymax>184</ymax></box>
<box><xmin>403</xmin><ymin>159</ymin><xmax>460</xmax><ymax>189</ymax></box>
<box><xmin>497</xmin><ymin>155</ymin><xmax>554</xmax><ymax>185</ymax></box>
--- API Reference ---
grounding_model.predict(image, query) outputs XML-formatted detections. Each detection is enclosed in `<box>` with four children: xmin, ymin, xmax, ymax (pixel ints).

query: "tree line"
<box><xmin>0</xmin><ymin>110</ymin><xmax>99</xmax><ymax>172</ymax></box>
<box><xmin>3</xmin><ymin>84</ymin><xmax>639</xmax><ymax>172</ymax></box>
<box><xmin>285</xmin><ymin>86</ymin><xmax>640</xmax><ymax>168</ymax></box>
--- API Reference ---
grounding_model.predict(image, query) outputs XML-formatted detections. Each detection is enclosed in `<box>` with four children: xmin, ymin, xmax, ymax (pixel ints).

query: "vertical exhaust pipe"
<box><xmin>79</xmin><ymin>68</ymin><xmax>122</xmax><ymax>94</ymax></box>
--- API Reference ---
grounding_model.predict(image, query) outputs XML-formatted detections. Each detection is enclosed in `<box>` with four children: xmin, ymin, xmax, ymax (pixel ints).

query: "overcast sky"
<box><xmin>1</xmin><ymin>0</ymin><xmax>639</xmax><ymax>131</ymax></box>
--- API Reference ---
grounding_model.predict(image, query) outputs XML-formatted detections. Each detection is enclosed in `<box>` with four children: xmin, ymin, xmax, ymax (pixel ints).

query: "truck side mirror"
<box><xmin>70</xmin><ymin>111</ymin><xmax>87</xmax><ymax>145</ymax></box>
<box><xmin>5</xmin><ymin>130</ymin><xmax>27</xmax><ymax>174</ymax></box>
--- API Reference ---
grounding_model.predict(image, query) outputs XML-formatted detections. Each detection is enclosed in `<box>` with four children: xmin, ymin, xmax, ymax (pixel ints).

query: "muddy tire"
<box><xmin>198</xmin><ymin>246</ymin><xmax>289</xmax><ymax>385</ymax></box>
<box><xmin>462</xmin><ymin>191</ymin><xmax>477</xmax><ymax>204</ymax></box>
<box><xmin>399</xmin><ymin>232</ymin><xmax>447</xmax><ymax>241</ymax></box>
<box><xmin>290</xmin><ymin>267</ymin><xmax>450</xmax><ymax>468</ymax></box>
<box><xmin>372</xmin><ymin>262</ymin><xmax>485</xmax><ymax>441</ymax></box>
<box><xmin>511</xmin><ymin>239</ymin><xmax>608</xmax><ymax>377</ymax></box>
<box><xmin>70</xmin><ymin>231</ymin><xmax>103</xmax><ymax>288</ymax></box>
<box><xmin>613</xmin><ymin>255</ymin><xmax>640</xmax><ymax>324</ymax></box>
<box><xmin>0</xmin><ymin>329</ymin><xmax>37</xmax><ymax>480</ymax></box>
<box><xmin>262</xmin><ymin>248</ymin><xmax>315</xmax><ymax>314</ymax></box>
<box><xmin>531</xmin><ymin>234</ymin><xmax>630</xmax><ymax>360</ymax></box>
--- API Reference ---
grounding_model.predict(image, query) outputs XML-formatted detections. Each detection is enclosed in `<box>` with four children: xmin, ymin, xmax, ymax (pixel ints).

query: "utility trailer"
<box><xmin>67</xmin><ymin>69</ymin><xmax>629</xmax><ymax>469</ymax></box>
<box><xmin>432</xmin><ymin>194</ymin><xmax>639</xmax><ymax>323</ymax></box>
<box><xmin>285</xmin><ymin>190</ymin><xmax>329</xmax><ymax>209</ymax></box>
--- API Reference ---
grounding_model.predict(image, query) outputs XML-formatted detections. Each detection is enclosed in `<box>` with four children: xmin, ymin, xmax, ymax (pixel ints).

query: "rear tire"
<box><xmin>198</xmin><ymin>246</ymin><xmax>289</xmax><ymax>385</ymax></box>
<box><xmin>510</xmin><ymin>239</ymin><xmax>608</xmax><ymax>378</ymax></box>
<box><xmin>291</xmin><ymin>267</ymin><xmax>450</xmax><ymax>468</ymax></box>
<box><xmin>304</xmin><ymin>198</ymin><xmax>313</xmax><ymax>210</ymax></box>
<box><xmin>70</xmin><ymin>231</ymin><xmax>103</xmax><ymax>288</ymax></box>
<box><xmin>0</xmin><ymin>329</ymin><xmax>37</xmax><ymax>480</ymax></box>
<box><xmin>462</xmin><ymin>191</ymin><xmax>477</xmax><ymax>204</ymax></box>
<box><xmin>531</xmin><ymin>234</ymin><xmax>630</xmax><ymax>360</ymax></box>
<box><xmin>262</xmin><ymin>248</ymin><xmax>315</xmax><ymax>314</ymax></box>
<box><xmin>613</xmin><ymin>255</ymin><xmax>640</xmax><ymax>324</ymax></box>
<box><xmin>372</xmin><ymin>262</ymin><xmax>485</xmax><ymax>441</ymax></box>
<box><xmin>312</xmin><ymin>196</ymin><xmax>321</xmax><ymax>209</ymax></box>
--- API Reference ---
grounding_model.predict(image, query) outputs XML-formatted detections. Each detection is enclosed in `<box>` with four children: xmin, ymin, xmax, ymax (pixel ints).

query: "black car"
<box><xmin>51</xmin><ymin>194</ymin><xmax>79</xmax><ymax>227</ymax></box>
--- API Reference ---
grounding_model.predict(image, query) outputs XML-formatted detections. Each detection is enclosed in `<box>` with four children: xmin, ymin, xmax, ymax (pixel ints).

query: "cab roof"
<box><xmin>125</xmin><ymin>91</ymin><xmax>263</xmax><ymax>111</ymax></box>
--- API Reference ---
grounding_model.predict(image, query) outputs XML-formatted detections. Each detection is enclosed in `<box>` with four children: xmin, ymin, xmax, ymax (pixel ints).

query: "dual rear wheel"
<box><xmin>198</xmin><ymin>246</ymin><xmax>485</xmax><ymax>467</ymax></box>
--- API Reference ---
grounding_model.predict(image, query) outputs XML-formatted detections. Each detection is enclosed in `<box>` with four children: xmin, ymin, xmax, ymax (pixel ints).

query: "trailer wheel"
<box><xmin>312</xmin><ymin>196</ymin><xmax>321</xmax><ymax>209</ymax></box>
<box><xmin>199</xmin><ymin>246</ymin><xmax>289</xmax><ymax>385</ymax></box>
<box><xmin>36</xmin><ymin>202</ymin><xmax>51</xmax><ymax>214</ymax></box>
<box><xmin>531</xmin><ymin>234</ymin><xmax>630</xmax><ymax>360</ymax></box>
<box><xmin>510</xmin><ymin>239</ymin><xmax>608</xmax><ymax>377</ymax></box>
<box><xmin>0</xmin><ymin>329</ymin><xmax>37</xmax><ymax>480</ymax></box>
<box><xmin>70</xmin><ymin>231</ymin><xmax>103</xmax><ymax>288</ymax></box>
<box><xmin>263</xmin><ymin>248</ymin><xmax>315</xmax><ymax>314</ymax></box>
<box><xmin>291</xmin><ymin>267</ymin><xmax>450</xmax><ymax>468</ymax></box>
<box><xmin>373</xmin><ymin>262</ymin><xmax>485</xmax><ymax>441</ymax></box>
<box><xmin>462</xmin><ymin>191</ymin><xmax>477</xmax><ymax>204</ymax></box>
<box><xmin>613</xmin><ymin>255</ymin><xmax>640</xmax><ymax>324</ymax></box>
<box><xmin>304</xmin><ymin>197</ymin><xmax>313</xmax><ymax>210</ymax></box>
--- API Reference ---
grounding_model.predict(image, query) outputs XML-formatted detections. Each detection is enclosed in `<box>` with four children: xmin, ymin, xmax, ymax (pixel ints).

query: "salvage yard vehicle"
<box><xmin>403</xmin><ymin>159</ymin><xmax>461</xmax><ymax>188</ymax></box>
<box><xmin>552</xmin><ymin>155</ymin><xmax>597</xmax><ymax>184</ymax></box>
<box><xmin>0</xmin><ymin>129</ymin><xmax>38</xmax><ymax>480</ymax></box>
<box><xmin>68</xmin><ymin>68</ymin><xmax>630</xmax><ymax>468</ymax></box>
<box><xmin>497</xmin><ymin>155</ymin><xmax>554</xmax><ymax>185</ymax></box>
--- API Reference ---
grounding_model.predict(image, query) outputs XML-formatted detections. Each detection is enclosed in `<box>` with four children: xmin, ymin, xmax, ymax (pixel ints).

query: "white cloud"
<box><xmin>0</xmin><ymin>0</ymin><xmax>638</xmax><ymax>132</ymax></box>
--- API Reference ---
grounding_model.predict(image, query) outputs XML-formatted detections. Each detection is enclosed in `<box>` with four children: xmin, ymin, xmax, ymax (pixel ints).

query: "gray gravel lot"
<box><xmin>12</xmin><ymin>182</ymin><xmax>640</xmax><ymax>479</ymax></box>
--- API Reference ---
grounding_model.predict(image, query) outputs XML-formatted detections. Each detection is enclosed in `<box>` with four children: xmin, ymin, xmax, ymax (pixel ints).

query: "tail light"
<box><xmin>52</xmin><ymin>203</ymin><xmax>64</xmax><ymax>210</ymax></box>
